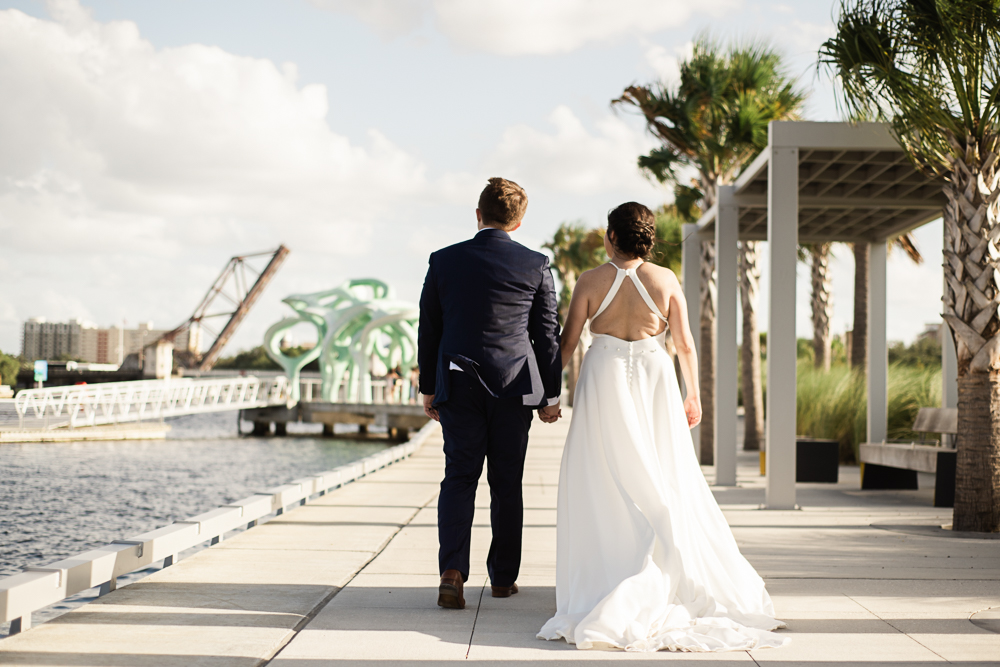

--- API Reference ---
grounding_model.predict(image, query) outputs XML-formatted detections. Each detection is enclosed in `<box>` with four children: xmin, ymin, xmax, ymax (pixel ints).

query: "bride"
<box><xmin>537</xmin><ymin>202</ymin><xmax>788</xmax><ymax>652</ymax></box>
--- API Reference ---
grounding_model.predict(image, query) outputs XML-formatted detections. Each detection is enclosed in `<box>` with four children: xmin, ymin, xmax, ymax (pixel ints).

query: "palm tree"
<box><xmin>543</xmin><ymin>223</ymin><xmax>607</xmax><ymax>406</ymax></box>
<box><xmin>739</xmin><ymin>241</ymin><xmax>765</xmax><ymax>451</ymax></box>
<box><xmin>799</xmin><ymin>243</ymin><xmax>835</xmax><ymax>371</ymax></box>
<box><xmin>614</xmin><ymin>36</ymin><xmax>806</xmax><ymax>462</ymax></box>
<box><xmin>821</xmin><ymin>0</ymin><xmax>1000</xmax><ymax>532</ymax></box>
<box><xmin>650</xmin><ymin>205</ymin><xmax>685</xmax><ymax>274</ymax></box>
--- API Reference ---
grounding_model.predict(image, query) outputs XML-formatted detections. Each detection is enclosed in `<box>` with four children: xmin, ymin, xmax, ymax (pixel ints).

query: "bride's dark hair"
<box><xmin>607</xmin><ymin>202</ymin><xmax>656</xmax><ymax>259</ymax></box>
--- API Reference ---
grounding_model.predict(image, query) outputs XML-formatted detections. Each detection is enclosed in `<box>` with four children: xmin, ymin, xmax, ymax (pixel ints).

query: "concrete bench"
<box><xmin>859</xmin><ymin>407</ymin><xmax>957</xmax><ymax>507</ymax></box>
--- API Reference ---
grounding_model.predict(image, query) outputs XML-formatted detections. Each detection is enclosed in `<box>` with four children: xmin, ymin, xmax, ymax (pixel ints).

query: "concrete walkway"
<box><xmin>2</xmin><ymin>411</ymin><xmax>999</xmax><ymax>665</ymax></box>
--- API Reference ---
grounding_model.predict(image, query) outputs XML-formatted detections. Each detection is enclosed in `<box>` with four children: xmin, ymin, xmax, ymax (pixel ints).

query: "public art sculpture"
<box><xmin>263</xmin><ymin>279</ymin><xmax>419</xmax><ymax>403</ymax></box>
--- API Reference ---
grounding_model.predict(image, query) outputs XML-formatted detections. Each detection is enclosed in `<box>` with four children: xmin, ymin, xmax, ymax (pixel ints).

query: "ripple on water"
<box><xmin>0</xmin><ymin>411</ymin><xmax>393</xmax><ymax>577</ymax></box>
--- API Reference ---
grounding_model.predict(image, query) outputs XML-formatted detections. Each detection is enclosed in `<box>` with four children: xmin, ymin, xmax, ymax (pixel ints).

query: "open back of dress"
<box><xmin>537</xmin><ymin>263</ymin><xmax>788</xmax><ymax>652</ymax></box>
<box><xmin>590</xmin><ymin>261</ymin><xmax>668</xmax><ymax>337</ymax></box>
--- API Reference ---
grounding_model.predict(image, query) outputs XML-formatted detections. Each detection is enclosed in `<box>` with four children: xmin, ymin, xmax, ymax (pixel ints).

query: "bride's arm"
<box><xmin>665</xmin><ymin>273</ymin><xmax>702</xmax><ymax>427</ymax></box>
<box><xmin>559</xmin><ymin>276</ymin><xmax>591</xmax><ymax>369</ymax></box>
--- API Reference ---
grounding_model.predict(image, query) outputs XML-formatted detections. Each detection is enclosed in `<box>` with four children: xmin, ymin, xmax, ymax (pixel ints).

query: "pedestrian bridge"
<box><xmin>9</xmin><ymin>376</ymin><xmax>293</xmax><ymax>430</ymax></box>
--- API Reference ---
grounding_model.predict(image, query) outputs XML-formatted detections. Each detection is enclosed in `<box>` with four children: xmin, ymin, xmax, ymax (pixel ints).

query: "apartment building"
<box><xmin>21</xmin><ymin>319</ymin><xmax>200</xmax><ymax>365</ymax></box>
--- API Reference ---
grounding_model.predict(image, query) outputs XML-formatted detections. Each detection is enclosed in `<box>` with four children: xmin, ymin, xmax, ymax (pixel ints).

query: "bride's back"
<box><xmin>586</xmin><ymin>262</ymin><xmax>671</xmax><ymax>342</ymax></box>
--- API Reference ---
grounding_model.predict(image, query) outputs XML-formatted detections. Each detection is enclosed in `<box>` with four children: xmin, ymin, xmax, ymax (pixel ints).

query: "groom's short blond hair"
<box><xmin>478</xmin><ymin>177</ymin><xmax>528</xmax><ymax>231</ymax></box>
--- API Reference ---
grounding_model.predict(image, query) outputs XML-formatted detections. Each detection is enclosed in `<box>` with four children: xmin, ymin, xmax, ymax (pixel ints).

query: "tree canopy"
<box><xmin>819</xmin><ymin>0</ymin><xmax>1000</xmax><ymax>174</ymax></box>
<box><xmin>614</xmin><ymin>35</ymin><xmax>806</xmax><ymax>209</ymax></box>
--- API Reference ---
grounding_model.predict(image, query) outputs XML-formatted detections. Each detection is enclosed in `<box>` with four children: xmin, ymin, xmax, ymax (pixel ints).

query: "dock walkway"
<box><xmin>2</xmin><ymin>412</ymin><xmax>1000</xmax><ymax>665</ymax></box>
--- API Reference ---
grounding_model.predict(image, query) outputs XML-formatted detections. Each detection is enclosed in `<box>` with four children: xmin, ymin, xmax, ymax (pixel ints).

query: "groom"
<box><xmin>418</xmin><ymin>177</ymin><xmax>562</xmax><ymax>610</ymax></box>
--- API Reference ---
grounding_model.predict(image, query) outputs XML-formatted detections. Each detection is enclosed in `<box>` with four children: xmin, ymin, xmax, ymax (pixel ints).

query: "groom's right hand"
<box><xmin>423</xmin><ymin>394</ymin><xmax>440</xmax><ymax>422</ymax></box>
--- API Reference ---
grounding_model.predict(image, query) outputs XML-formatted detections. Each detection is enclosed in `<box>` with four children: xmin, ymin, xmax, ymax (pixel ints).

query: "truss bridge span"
<box><xmin>11</xmin><ymin>376</ymin><xmax>292</xmax><ymax>430</ymax></box>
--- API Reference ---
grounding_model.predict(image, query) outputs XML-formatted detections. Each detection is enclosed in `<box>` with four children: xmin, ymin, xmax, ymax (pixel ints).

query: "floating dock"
<box><xmin>0</xmin><ymin>423</ymin><xmax>169</xmax><ymax>443</ymax></box>
<box><xmin>241</xmin><ymin>401</ymin><xmax>428</xmax><ymax>439</ymax></box>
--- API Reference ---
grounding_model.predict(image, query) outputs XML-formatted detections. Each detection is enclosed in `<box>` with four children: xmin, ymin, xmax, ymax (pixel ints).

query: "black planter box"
<box><xmin>796</xmin><ymin>439</ymin><xmax>840</xmax><ymax>483</ymax></box>
<box><xmin>935</xmin><ymin>449</ymin><xmax>957</xmax><ymax>508</ymax></box>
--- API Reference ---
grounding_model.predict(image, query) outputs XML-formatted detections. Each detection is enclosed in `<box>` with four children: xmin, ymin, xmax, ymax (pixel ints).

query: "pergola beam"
<box><xmin>733</xmin><ymin>194</ymin><xmax>945</xmax><ymax>209</ymax></box>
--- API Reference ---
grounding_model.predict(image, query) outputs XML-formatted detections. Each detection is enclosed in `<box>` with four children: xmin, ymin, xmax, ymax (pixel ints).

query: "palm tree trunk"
<box><xmin>811</xmin><ymin>243</ymin><xmax>833</xmax><ymax>371</ymax></box>
<box><xmin>739</xmin><ymin>241</ymin><xmax>764</xmax><ymax>451</ymax></box>
<box><xmin>941</xmin><ymin>134</ymin><xmax>1000</xmax><ymax>532</ymax></box>
<box><xmin>954</xmin><ymin>372</ymin><xmax>1000</xmax><ymax>531</ymax></box>
<box><xmin>700</xmin><ymin>239</ymin><xmax>716</xmax><ymax>465</ymax></box>
<box><xmin>851</xmin><ymin>243</ymin><xmax>868</xmax><ymax>371</ymax></box>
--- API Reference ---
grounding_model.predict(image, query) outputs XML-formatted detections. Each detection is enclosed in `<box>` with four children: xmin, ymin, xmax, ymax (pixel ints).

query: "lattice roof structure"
<box><xmin>695</xmin><ymin>122</ymin><xmax>946</xmax><ymax>243</ymax></box>
<box><xmin>682</xmin><ymin>121</ymin><xmax>952</xmax><ymax>511</ymax></box>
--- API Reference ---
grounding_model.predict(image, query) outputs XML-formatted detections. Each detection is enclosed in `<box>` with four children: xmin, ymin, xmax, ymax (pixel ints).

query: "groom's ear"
<box><xmin>509</xmin><ymin>220</ymin><xmax>523</xmax><ymax>232</ymax></box>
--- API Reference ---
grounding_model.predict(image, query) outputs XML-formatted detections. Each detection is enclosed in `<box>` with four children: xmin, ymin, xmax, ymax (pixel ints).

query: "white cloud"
<box><xmin>0</xmin><ymin>2</ymin><xmax>440</xmax><ymax>267</ymax></box>
<box><xmin>0</xmin><ymin>0</ymin><xmax>457</xmax><ymax>351</ymax></box>
<box><xmin>306</xmin><ymin>0</ymin><xmax>426</xmax><ymax>38</ymax></box>
<box><xmin>642</xmin><ymin>39</ymin><xmax>694</xmax><ymax>86</ymax></box>
<box><xmin>485</xmin><ymin>105</ymin><xmax>662</xmax><ymax>197</ymax></box>
<box><xmin>780</xmin><ymin>18</ymin><xmax>836</xmax><ymax>56</ymax></box>
<box><xmin>2</xmin><ymin>1</ymin><xmax>681</xmax><ymax>354</ymax></box>
<box><xmin>309</xmin><ymin>0</ymin><xmax>740</xmax><ymax>55</ymax></box>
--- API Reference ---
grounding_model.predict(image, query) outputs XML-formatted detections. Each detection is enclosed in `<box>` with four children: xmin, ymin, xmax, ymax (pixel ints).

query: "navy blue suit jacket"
<box><xmin>418</xmin><ymin>227</ymin><xmax>561</xmax><ymax>408</ymax></box>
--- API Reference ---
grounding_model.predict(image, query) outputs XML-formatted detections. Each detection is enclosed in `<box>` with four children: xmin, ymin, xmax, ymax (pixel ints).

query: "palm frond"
<box><xmin>890</xmin><ymin>232</ymin><xmax>924</xmax><ymax>264</ymax></box>
<box><xmin>819</xmin><ymin>0</ymin><xmax>1000</xmax><ymax>173</ymax></box>
<box><xmin>615</xmin><ymin>34</ymin><xmax>808</xmax><ymax>207</ymax></box>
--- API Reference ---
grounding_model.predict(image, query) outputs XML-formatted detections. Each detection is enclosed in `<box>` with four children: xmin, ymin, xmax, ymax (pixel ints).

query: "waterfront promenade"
<box><xmin>1</xmin><ymin>412</ymin><xmax>999</xmax><ymax>665</ymax></box>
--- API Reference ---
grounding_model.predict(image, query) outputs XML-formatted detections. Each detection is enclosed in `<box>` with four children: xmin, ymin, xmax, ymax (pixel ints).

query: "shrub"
<box><xmin>796</xmin><ymin>361</ymin><xmax>941</xmax><ymax>463</ymax></box>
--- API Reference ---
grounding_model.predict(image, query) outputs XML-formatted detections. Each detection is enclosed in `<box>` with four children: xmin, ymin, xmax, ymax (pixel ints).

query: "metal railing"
<box><xmin>297</xmin><ymin>378</ymin><xmax>417</xmax><ymax>405</ymax></box>
<box><xmin>0</xmin><ymin>420</ymin><xmax>437</xmax><ymax>635</ymax></box>
<box><xmin>13</xmin><ymin>376</ymin><xmax>292</xmax><ymax>430</ymax></box>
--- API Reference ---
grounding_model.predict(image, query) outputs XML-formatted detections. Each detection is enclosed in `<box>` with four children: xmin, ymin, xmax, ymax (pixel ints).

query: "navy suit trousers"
<box><xmin>437</xmin><ymin>370</ymin><xmax>533</xmax><ymax>586</ymax></box>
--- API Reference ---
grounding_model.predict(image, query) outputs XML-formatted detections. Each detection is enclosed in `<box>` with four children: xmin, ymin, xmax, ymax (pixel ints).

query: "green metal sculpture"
<box><xmin>264</xmin><ymin>279</ymin><xmax>419</xmax><ymax>403</ymax></box>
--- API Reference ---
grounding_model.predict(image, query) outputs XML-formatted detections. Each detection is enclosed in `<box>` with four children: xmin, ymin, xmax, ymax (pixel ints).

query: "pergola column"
<box><xmin>766</xmin><ymin>146</ymin><xmax>798</xmax><ymax>509</ymax></box>
<box><xmin>867</xmin><ymin>241</ymin><xmax>888</xmax><ymax>444</ymax></box>
<box><xmin>682</xmin><ymin>222</ymin><xmax>702</xmax><ymax>461</ymax></box>
<box><xmin>714</xmin><ymin>186</ymin><xmax>738</xmax><ymax>486</ymax></box>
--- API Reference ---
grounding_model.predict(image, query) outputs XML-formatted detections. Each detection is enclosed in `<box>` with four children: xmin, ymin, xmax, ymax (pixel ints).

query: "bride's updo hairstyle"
<box><xmin>607</xmin><ymin>202</ymin><xmax>656</xmax><ymax>259</ymax></box>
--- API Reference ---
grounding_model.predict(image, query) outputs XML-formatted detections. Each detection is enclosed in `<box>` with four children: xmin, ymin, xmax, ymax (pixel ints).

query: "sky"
<box><xmin>0</xmin><ymin>0</ymin><xmax>944</xmax><ymax>358</ymax></box>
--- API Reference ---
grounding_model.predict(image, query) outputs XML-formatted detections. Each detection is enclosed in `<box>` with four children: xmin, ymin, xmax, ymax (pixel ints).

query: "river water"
<box><xmin>0</xmin><ymin>412</ymin><xmax>393</xmax><ymax>579</ymax></box>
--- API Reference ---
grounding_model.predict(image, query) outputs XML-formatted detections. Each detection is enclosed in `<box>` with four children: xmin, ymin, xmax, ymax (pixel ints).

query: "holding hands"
<box><xmin>538</xmin><ymin>402</ymin><xmax>562</xmax><ymax>423</ymax></box>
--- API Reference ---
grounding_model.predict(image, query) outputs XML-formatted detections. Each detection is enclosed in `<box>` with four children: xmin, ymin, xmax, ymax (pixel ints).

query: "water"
<box><xmin>0</xmin><ymin>412</ymin><xmax>391</xmax><ymax>578</ymax></box>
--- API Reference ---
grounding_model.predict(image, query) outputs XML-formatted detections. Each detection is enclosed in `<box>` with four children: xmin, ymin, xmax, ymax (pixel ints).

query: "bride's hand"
<box><xmin>683</xmin><ymin>396</ymin><xmax>701</xmax><ymax>428</ymax></box>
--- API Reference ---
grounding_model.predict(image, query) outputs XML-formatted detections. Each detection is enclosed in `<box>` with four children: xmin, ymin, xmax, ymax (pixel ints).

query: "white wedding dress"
<box><xmin>537</xmin><ymin>262</ymin><xmax>788</xmax><ymax>652</ymax></box>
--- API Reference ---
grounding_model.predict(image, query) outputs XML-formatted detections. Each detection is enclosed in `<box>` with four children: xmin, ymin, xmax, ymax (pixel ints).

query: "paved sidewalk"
<box><xmin>268</xmin><ymin>412</ymin><xmax>1000</xmax><ymax>665</ymax></box>
<box><xmin>1</xmin><ymin>411</ymin><xmax>999</xmax><ymax>665</ymax></box>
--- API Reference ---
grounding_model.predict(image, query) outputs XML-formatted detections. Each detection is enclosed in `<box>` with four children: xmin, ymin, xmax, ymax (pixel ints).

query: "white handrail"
<box><xmin>294</xmin><ymin>378</ymin><xmax>417</xmax><ymax>406</ymax></box>
<box><xmin>13</xmin><ymin>376</ymin><xmax>292</xmax><ymax>429</ymax></box>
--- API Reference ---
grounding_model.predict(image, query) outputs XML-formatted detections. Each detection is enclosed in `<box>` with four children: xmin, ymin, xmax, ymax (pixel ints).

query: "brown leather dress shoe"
<box><xmin>491</xmin><ymin>582</ymin><xmax>519</xmax><ymax>598</ymax></box>
<box><xmin>438</xmin><ymin>569</ymin><xmax>465</xmax><ymax>609</ymax></box>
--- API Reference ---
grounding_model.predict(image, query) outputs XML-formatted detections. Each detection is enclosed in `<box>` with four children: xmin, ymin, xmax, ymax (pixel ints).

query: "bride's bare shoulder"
<box><xmin>639</xmin><ymin>262</ymin><xmax>681</xmax><ymax>289</ymax></box>
<box><xmin>576</xmin><ymin>263</ymin><xmax>615</xmax><ymax>289</ymax></box>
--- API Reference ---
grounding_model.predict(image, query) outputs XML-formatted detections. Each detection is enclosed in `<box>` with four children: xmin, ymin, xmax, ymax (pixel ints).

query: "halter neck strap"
<box><xmin>592</xmin><ymin>261</ymin><xmax>667</xmax><ymax>323</ymax></box>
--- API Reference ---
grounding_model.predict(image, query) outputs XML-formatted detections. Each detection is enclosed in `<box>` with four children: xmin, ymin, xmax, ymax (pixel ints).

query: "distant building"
<box><xmin>21</xmin><ymin>319</ymin><xmax>200</xmax><ymax>365</ymax></box>
<box><xmin>21</xmin><ymin>318</ymin><xmax>84</xmax><ymax>361</ymax></box>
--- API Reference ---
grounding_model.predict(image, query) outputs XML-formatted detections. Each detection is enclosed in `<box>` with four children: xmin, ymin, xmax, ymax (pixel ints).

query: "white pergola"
<box><xmin>682</xmin><ymin>121</ymin><xmax>954</xmax><ymax>509</ymax></box>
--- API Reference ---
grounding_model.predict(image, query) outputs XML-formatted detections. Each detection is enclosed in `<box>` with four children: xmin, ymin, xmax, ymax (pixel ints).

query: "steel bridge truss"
<box><xmin>164</xmin><ymin>245</ymin><xmax>290</xmax><ymax>371</ymax></box>
<box><xmin>14</xmin><ymin>376</ymin><xmax>292</xmax><ymax>430</ymax></box>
